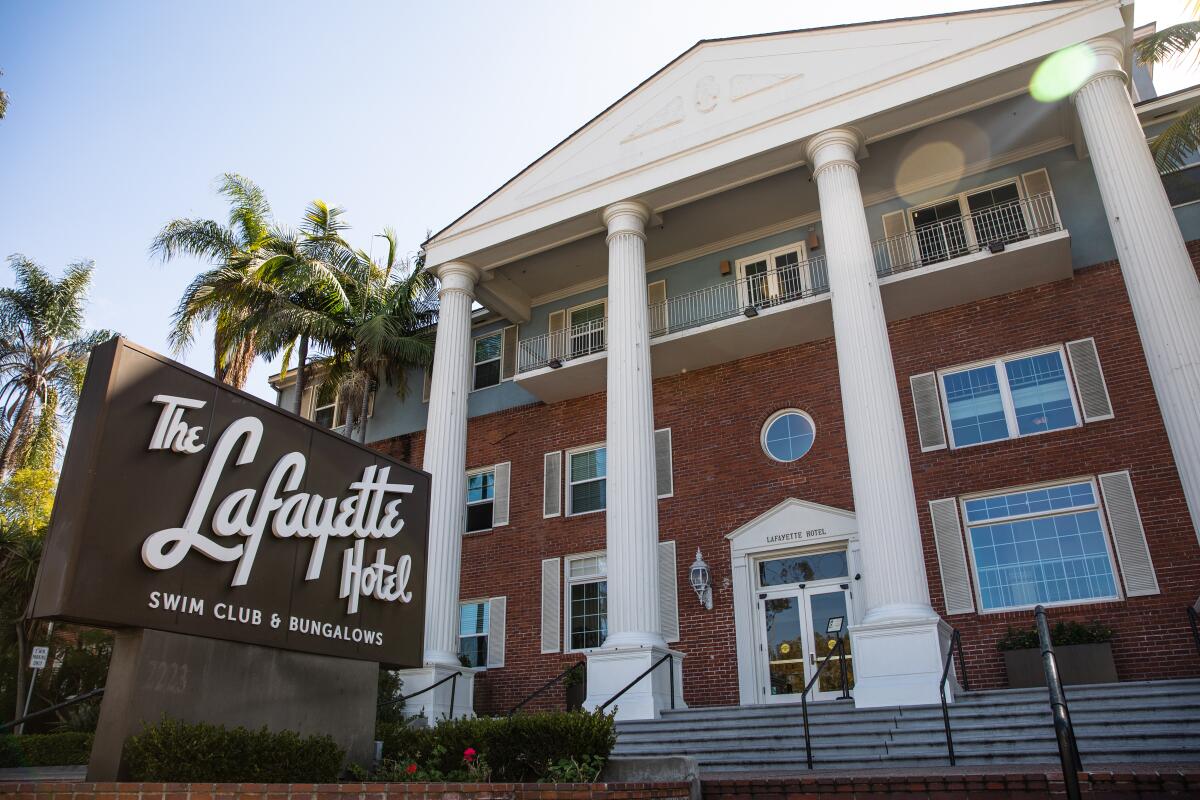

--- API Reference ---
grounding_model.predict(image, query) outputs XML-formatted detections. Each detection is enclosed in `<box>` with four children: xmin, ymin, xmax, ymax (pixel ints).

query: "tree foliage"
<box><xmin>1134</xmin><ymin>8</ymin><xmax>1200</xmax><ymax>172</ymax></box>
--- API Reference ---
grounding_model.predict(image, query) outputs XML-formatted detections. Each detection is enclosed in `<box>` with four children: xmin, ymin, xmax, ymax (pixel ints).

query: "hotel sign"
<box><xmin>31</xmin><ymin>338</ymin><xmax>429</xmax><ymax>666</ymax></box>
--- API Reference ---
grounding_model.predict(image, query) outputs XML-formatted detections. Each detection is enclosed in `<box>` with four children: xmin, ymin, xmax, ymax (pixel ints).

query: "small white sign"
<box><xmin>28</xmin><ymin>646</ymin><xmax>48</xmax><ymax>670</ymax></box>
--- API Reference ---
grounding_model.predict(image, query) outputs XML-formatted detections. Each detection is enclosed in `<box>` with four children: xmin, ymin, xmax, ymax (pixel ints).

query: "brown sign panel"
<box><xmin>31</xmin><ymin>338</ymin><xmax>429</xmax><ymax>667</ymax></box>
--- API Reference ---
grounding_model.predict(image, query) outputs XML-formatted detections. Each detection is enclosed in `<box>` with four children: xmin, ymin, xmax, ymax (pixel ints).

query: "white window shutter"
<box><xmin>299</xmin><ymin>385</ymin><xmax>316</xmax><ymax>420</ymax></box>
<box><xmin>647</xmin><ymin>280</ymin><xmax>668</xmax><ymax>335</ymax></box>
<box><xmin>540</xmin><ymin>558</ymin><xmax>562</xmax><ymax>653</ymax></box>
<box><xmin>658</xmin><ymin>541</ymin><xmax>680</xmax><ymax>643</ymax></box>
<box><xmin>910</xmin><ymin>372</ymin><xmax>947</xmax><ymax>452</ymax></box>
<box><xmin>654</xmin><ymin>429</ymin><xmax>673</xmax><ymax>498</ymax></box>
<box><xmin>543</xmin><ymin>451</ymin><xmax>562</xmax><ymax>517</ymax></box>
<box><xmin>548</xmin><ymin>310</ymin><xmax>566</xmax><ymax>360</ymax></box>
<box><xmin>422</xmin><ymin>366</ymin><xmax>432</xmax><ymax>403</ymax></box>
<box><xmin>1098</xmin><ymin>471</ymin><xmax>1160</xmax><ymax>597</ymax></box>
<box><xmin>500</xmin><ymin>325</ymin><xmax>518</xmax><ymax>381</ymax></box>
<box><xmin>881</xmin><ymin>210</ymin><xmax>913</xmax><ymax>273</ymax></box>
<box><xmin>487</xmin><ymin>596</ymin><xmax>506</xmax><ymax>668</ymax></box>
<box><xmin>1066</xmin><ymin>338</ymin><xmax>1114</xmax><ymax>423</ymax></box>
<box><xmin>1020</xmin><ymin>168</ymin><xmax>1059</xmax><ymax>231</ymax></box>
<box><xmin>492</xmin><ymin>461</ymin><xmax>511</xmax><ymax>527</ymax></box>
<box><xmin>928</xmin><ymin>498</ymin><xmax>975</xmax><ymax>615</ymax></box>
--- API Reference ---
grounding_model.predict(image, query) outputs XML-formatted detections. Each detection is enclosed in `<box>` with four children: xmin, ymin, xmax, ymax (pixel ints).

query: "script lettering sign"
<box><xmin>31</xmin><ymin>338</ymin><xmax>429</xmax><ymax>666</ymax></box>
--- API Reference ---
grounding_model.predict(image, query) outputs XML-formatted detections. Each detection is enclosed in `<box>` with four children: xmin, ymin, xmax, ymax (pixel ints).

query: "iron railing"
<box><xmin>0</xmin><ymin>687</ymin><xmax>104</xmax><ymax>733</ymax></box>
<box><xmin>597</xmin><ymin>652</ymin><xmax>675</xmax><ymax>714</ymax></box>
<box><xmin>516</xmin><ymin>257</ymin><xmax>829</xmax><ymax>373</ymax></box>
<box><xmin>1188</xmin><ymin>605</ymin><xmax>1200</xmax><ymax>658</ymax></box>
<box><xmin>379</xmin><ymin>670</ymin><xmax>462</xmax><ymax>719</ymax></box>
<box><xmin>938</xmin><ymin>628</ymin><xmax>969</xmax><ymax>765</ymax></box>
<box><xmin>506</xmin><ymin>661</ymin><xmax>585</xmax><ymax>716</ymax></box>
<box><xmin>799</xmin><ymin>633</ymin><xmax>852</xmax><ymax>769</ymax></box>
<box><xmin>1036</xmin><ymin>605</ymin><xmax>1083</xmax><ymax>800</ymax></box>
<box><xmin>873</xmin><ymin>192</ymin><xmax>1061</xmax><ymax>277</ymax></box>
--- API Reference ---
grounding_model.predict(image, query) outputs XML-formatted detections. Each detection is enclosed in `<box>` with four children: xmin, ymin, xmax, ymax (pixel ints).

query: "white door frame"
<box><xmin>726</xmin><ymin>498</ymin><xmax>865</xmax><ymax>706</ymax></box>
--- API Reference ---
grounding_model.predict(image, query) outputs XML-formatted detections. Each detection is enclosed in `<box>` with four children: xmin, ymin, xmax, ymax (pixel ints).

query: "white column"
<box><xmin>397</xmin><ymin>260</ymin><xmax>480</xmax><ymax>720</ymax></box>
<box><xmin>806</xmin><ymin>129</ymin><xmax>949</xmax><ymax>708</ymax></box>
<box><xmin>602</xmin><ymin>200</ymin><xmax>664</xmax><ymax>650</ymax></box>
<box><xmin>1073</xmin><ymin>37</ymin><xmax>1200</xmax><ymax>545</ymax></box>
<box><xmin>583</xmin><ymin>200</ymin><xmax>682</xmax><ymax>721</ymax></box>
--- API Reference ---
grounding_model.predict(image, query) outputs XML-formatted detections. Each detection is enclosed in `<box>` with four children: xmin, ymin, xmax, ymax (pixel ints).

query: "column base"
<box><xmin>394</xmin><ymin>664</ymin><xmax>479</xmax><ymax>722</ymax></box>
<box><xmin>849</xmin><ymin>615</ymin><xmax>955</xmax><ymax>709</ymax></box>
<box><xmin>583</xmin><ymin>645</ymin><xmax>686</xmax><ymax>721</ymax></box>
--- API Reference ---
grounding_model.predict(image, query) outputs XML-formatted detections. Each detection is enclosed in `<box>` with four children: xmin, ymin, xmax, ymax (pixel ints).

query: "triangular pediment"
<box><xmin>428</xmin><ymin>0</ymin><xmax>1121</xmax><ymax>262</ymax></box>
<box><xmin>726</xmin><ymin>497</ymin><xmax>856</xmax><ymax>555</ymax></box>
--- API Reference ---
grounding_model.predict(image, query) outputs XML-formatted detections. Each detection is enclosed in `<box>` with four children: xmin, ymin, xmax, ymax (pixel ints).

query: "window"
<box><xmin>567</xmin><ymin>445</ymin><xmax>606</xmax><ymax>515</ymax></box>
<box><xmin>910</xmin><ymin>181</ymin><xmax>1027</xmax><ymax>266</ymax></box>
<box><xmin>735</xmin><ymin>243</ymin><xmax>811</xmax><ymax>308</ymax></box>
<box><xmin>758</xmin><ymin>550</ymin><xmax>848</xmax><ymax>587</ymax></box>
<box><xmin>466</xmin><ymin>468</ymin><xmax>495</xmax><ymax>532</ymax></box>
<box><xmin>569</xmin><ymin>302</ymin><xmax>606</xmax><ymax>358</ymax></box>
<box><xmin>312</xmin><ymin>383</ymin><xmax>347</xmax><ymax>429</ymax></box>
<box><xmin>1162</xmin><ymin>163</ymin><xmax>1200</xmax><ymax>207</ymax></box>
<box><xmin>473</xmin><ymin>332</ymin><xmax>502</xmax><ymax>391</ymax></box>
<box><xmin>459</xmin><ymin>600</ymin><xmax>489</xmax><ymax>667</ymax></box>
<box><xmin>964</xmin><ymin>481</ymin><xmax>1119</xmax><ymax>612</ymax></box>
<box><xmin>940</xmin><ymin>347</ymin><xmax>1079</xmax><ymax>448</ymax></box>
<box><xmin>566</xmin><ymin>554</ymin><xmax>607</xmax><ymax>650</ymax></box>
<box><xmin>761</xmin><ymin>410</ymin><xmax>816</xmax><ymax>463</ymax></box>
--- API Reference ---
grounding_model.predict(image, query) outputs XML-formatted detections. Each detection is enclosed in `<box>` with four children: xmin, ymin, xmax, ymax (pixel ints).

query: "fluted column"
<box><xmin>602</xmin><ymin>200</ymin><xmax>665</xmax><ymax>649</ymax></box>
<box><xmin>806</xmin><ymin>129</ymin><xmax>936</xmax><ymax>623</ymax></box>
<box><xmin>1073</xmin><ymin>37</ymin><xmax>1200</xmax><ymax>544</ymax></box>
<box><xmin>421</xmin><ymin>261</ymin><xmax>481</xmax><ymax>666</ymax></box>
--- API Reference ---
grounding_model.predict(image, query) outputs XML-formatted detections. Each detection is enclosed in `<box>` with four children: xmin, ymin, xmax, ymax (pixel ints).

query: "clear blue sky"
<box><xmin>0</xmin><ymin>0</ymin><xmax>1192</xmax><ymax>400</ymax></box>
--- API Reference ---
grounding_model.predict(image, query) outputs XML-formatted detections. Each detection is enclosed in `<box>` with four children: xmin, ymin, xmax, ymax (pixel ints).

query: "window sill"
<box><xmin>975</xmin><ymin>594</ymin><xmax>1123</xmax><ymax>616</ymax></box>
<box><xmin>566</xmin><ymin>508</ymin><xmax>605</xmax><ymax>518</ymax></box>
<box><xmin>947</xmin><ymin>421</ymin><xmax>1083</xmax><ymax>452</ymax></box>
<box><xmin>464</xmin><ymin>528</ymin><xmax>494</xmax><ymax>536</ymax></box>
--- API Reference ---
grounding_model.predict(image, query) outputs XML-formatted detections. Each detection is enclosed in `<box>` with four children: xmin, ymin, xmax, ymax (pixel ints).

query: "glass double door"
<box><xmin>758</xmin><ymin>583</ymin><xmax>854</xmax><ymax>702</ymax></box>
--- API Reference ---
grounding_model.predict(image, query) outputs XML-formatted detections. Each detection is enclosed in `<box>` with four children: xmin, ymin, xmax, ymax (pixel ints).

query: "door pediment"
<box><xmin>727</xmin><ymin>497</ymin><xmax>856</xmax><ymax>555</ymax></box>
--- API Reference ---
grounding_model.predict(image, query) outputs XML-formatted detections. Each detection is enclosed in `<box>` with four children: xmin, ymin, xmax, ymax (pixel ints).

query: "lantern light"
<box><xmin>689</xmin><ymin>548</ymin><xmax>713</xmax><ymax>610</ymax></box>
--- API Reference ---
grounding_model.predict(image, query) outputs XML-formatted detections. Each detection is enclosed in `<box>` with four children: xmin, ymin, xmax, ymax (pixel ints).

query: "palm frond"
<box><xmin>1135</xmin><ymin>20</ymin><xmax>1200</xmax><ymax>65</ymax></box>
<box><xmin>1150</xmin><ymin>102</ymin><xmax>1200</xmax><ymax>172</ymax></box>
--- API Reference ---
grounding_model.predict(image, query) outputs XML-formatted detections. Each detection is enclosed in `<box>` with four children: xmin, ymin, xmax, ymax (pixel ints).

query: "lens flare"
<box><xmin>1029</xmin><ymin>44</ymin><xmax>1096</xmax><ymax>102</ymax></box>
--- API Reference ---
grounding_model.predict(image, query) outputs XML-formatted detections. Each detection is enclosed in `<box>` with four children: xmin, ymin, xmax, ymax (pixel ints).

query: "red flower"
<box><xmin>406</xmin><ymin>763</ymin><xmax>418</xmax><ymax>775</ymax></box>
<box><xmin>463</xmin><ymin>747</ymin><xmax>477</xmax><ymax>763</ymax></box>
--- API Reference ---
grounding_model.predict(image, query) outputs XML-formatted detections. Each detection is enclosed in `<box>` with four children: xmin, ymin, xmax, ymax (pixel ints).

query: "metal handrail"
<box><xmin>938</xmin><ymin>628</ymin><xmax>969</xmax><ymax>765</ymax></box>
<box><xmin>873</xmin><ymin>192</ymin><xmax>1061</xmax><ymax>277</ymax></box>
<box><xmin>518</xmin><ymin>317</ymin><xmax>607</xmax><ymax>373</ymax></box>
<box><xmin>379</xmin><ymin>670</ymin><xmax>462</xmax><ymax>718</ymax></box>
<box><xmin>799</xmin><ymin>633</ymin><xmax>852</xmax><ymax>770</ymax></box>
<box><xmin>0</xmin><ymin>687</ymin><xmax>104</xmax><ymax>733</ymax></box>
<box><xmin>507</xmin><ymin>661</ymin><xmax>585</xmax><ymax>716</ymax></box>
<box><xmin>1035</xmin><ymin>605</ymin><xmax>1083</xmax><ymax>800</ymax></box>
<box><xmin>1188</xmin><ymin>605</ymin><xmax>1200</xmax><ymax>658</ymax></box>
<box><xmin>597</xmin><ymin>652</ymin><xmax>675</xmax><ymax>713</ymax></box>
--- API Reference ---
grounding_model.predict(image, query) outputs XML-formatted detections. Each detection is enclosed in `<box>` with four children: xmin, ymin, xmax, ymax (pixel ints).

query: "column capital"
<box><xmin>1071</xmin><ymin>36</ymin><xmax>1127</xmax><ymax>101</ymax></box>
<box><xmin>805</xmin><ymin>127</ymin><xmax>865</xmax><ymax>180</ymax></box>
<box><xmin>602</xmin><ymin>200</ymin><xmax>652</xmax><ymax>242</ymax></box>
<box><xmin>432</xmin><ymin>261</ymin><xmax>481</xmax><ymax>298</ymax></box>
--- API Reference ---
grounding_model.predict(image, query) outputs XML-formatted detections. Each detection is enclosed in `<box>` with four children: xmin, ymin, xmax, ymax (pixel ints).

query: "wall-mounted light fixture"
<box><xmin>689</xmin><ymin>548</ymin><xmax>713</xmax><ymax>610</ymax></box>
<box><xmin>806</xmin><ymin>226</ymin><xmax>821</xmax><ymax>252</ymax></box>
<box><xmin>548</xmin><ymin>358</ymin><xmax>563</xmax><ymax>369</ymax></box>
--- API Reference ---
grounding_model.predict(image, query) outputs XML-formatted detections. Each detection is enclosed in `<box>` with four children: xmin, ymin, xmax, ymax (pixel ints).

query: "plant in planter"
<box><xmin>563</xmin><ymin>663</ymin><xmax>587</xmax><ymax>711</ymax></box>
<box><xmin>997</xmin><ymin>620</ymin><xmax>1117</xmax><ymax>688</ymax></box>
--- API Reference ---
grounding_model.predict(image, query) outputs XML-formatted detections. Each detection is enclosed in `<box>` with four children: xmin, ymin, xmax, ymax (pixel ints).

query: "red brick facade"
<box><xmin>374</xmin><ymin>249</ymin><xmax>1200</xmax><ymax>714</ymax></box>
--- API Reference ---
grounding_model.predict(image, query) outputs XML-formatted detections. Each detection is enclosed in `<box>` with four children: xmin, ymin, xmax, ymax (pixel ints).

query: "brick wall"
<box><xmin>375</xmin><ymin>250</ymin><xmax>1200</xmax><ymax>713</ymax></box>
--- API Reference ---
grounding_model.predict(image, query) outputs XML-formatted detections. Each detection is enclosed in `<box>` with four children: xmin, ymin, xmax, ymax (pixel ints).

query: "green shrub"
<box><xmin>997</xmin><ymin>620</ymin><xmax>1114</xmax><ymax>651</ymax></box>
<box><xmin>376</xmin><ymin>710</ymin><xmax>616</xmax><ymax>783</ymax></box>
<box><xmin>0</xmin><ymin>732</ymin><xmax>93</xmax><ymax>766</ymax></box>
<box><xmin>123</xmin><ymin>717</ymin><xmax>344</xmax><ymax>782</ymax></box>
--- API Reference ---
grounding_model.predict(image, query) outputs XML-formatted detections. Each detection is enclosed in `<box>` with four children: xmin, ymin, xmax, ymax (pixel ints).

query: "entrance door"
<box><xmin>804</xmin><ymin>585</ymin><xmax>853</xmax><ymax>701</ymax></box>
<box><xmin>736</xmin><ymin>244</ymin><xmax>809</xmax><ymax>309</ymax></box>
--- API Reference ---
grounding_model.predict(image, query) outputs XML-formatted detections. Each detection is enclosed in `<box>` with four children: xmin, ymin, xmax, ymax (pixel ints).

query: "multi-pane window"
<box><xmin>1162</xmin><ymin>162</ymin><xmax>1200</xmax><ymax>208</ymax></box>
<box><xmin>940</xmin><ymin>347</ymin><xmax>1079</xmax><ymax>448</ymax></box>
<box><xmin>910</xmin><ymin>181</ymin><xmax>1027</xmax><ymax>266</ymax></box>
<box><xmin>964</xmin><ymin>481</ymin><xmax>1119</xmax><ymax>612</ymax></box>
<box><xmin>566</xmin><ymin>554</ymin><xmax>607</xmax><ymax>650</ymax></box>
<box><xmin>458</xmin><ymin>600</ymin><xmax>489</xmax><ymax>667</ymax></box>
<box><xmin>312</xmin><ymin>383</ymin><xmax>345</xmax><ymax>429</ymax></box>
<box><xmin>466</xmin><ymin>469</ymin><xmax>495</xmax><ymax>533</ymax></box>
<box><xmin>761</xmin><ymin>410</ymin><xmax>816</xmax><ymax>463</ymax></box>
<box><xmin>568</xmin><ymin>445</ymin><xmax>606</xmax><ymax>515</ymax></box>
<box><xmin>473</xmin><ymin>333</ymin><xmax>502</xmax><ymax>391</ymax></box>
<box><xmin>569</xmin><ymin>303</ymin><xmax>606</xmax><ymax>358</ymax></box>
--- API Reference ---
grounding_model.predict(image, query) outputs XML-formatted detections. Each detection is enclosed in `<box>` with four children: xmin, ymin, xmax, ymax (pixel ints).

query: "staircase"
<box><xmin>613</xmin><ymin>678</ymin><xmax>1200</xmax><ymax>773</ymax></box>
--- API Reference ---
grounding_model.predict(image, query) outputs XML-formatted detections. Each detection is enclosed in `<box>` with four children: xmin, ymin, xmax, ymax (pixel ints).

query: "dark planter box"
<box><xmin>1002</xmin><ymin>642</ymin><xmax>1118</xmax><ymax>688</ymax></box>
<box><xmin>566</xmin><ymin>678</ymin><xmax>586</xmax><ymax>711</ymax></box>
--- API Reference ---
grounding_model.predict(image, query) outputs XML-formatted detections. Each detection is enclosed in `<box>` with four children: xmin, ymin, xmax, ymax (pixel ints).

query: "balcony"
<box><xmin>515</xmin><ymin>193</ymin><xmax>1070</xmax><ymax>403</ymax></box>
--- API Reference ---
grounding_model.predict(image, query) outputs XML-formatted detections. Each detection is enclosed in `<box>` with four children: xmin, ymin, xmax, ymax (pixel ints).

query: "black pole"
<box><xmin>1036</xmin><ymin>605</ymin><xmax>1083</xmax><ymax>800</ymax></box>
<box><xmin>669</xmin><ymin>655</ymin><xmax>676</xmax><ymax>710</ymax></box>
<box><xmin>838</xmin><ymin>637</ymin><xmax>850</xmax><ymax>700</ymax></box>
<box><xmin>1188</xmin><ymin>606</ymin><xmax>1200</xmax><ymax>658</ymax></box>
<box><xmin>449</xmin><ymin>672</ymin><xmax>458</xmax><ymax>720</ymax></box>
<box><xmin>801</xmin><ymin>690</ymin><xmax>813</xmax><ymax>769</ymax></box>
<box><xmin>955</xmin><ymin>629</ymin><xmax>970</xmax><ymax>691</ymax></box>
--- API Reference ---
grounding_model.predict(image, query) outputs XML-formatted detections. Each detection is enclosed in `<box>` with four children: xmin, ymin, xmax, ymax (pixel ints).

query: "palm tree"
<box><xmin>0</xmin><ymin>256</ymin><xmax>110</xmax><ymax>480</ymax></box>
<box><xmin>151</xmin><ymin>174</ymin><xmax>274</xmax><ymax>388</ymax></box>
<box><xmin>0</xmin><ymin>69</ymin><xmax>8</xmax><ymax>120</ymax></box>
<box><xmin>313</xmin><ymin>231</ymin><xmax>437</xmax><ymax>443</ymax></box>
<box><xmin>1135</xmin><ymin>8</ymin><xmax>1200</xmax><ymax>171</ymax></box>
<box><xmin>0</xmin><ymin>523</ymin><xmax>44</xmax><ymax>719</ymax></box>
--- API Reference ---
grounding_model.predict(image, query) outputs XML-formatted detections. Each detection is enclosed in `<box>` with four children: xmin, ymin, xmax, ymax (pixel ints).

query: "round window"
<box><xmin>761</xmin><ymin>410</ymin><xmax>815</xmax><ymax>463</ymax></box>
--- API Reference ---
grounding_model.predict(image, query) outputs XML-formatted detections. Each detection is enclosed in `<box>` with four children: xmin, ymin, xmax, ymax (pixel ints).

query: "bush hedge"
<box><xmin>0</xmin><ymin>732</ymin><xmax>93</xmax><ymax>767</ymax></box>
<box><xmin>376</xmin><ymin>710</ymin><xmax>616</xmax><ymax>782</ymax></box>
<box><xmin>997</xmin><ymin>620</ymin><xmax>1114</xmax><ymax>651</ymax></box>
<box><xmin>123</xmin><ymin>718</ymin><xmax>344</xmax><ymax>782</ymax></box>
